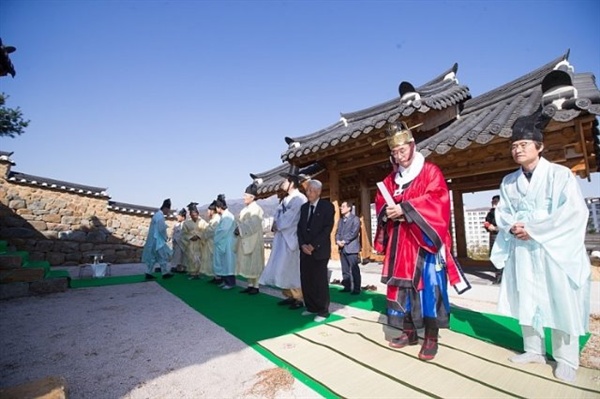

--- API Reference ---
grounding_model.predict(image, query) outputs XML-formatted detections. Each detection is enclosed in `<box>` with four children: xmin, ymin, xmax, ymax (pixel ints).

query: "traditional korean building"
<box><xmin>251</xmin><ymin>51</ymin><xmax>600</xmax><ymax>265</ymax></box>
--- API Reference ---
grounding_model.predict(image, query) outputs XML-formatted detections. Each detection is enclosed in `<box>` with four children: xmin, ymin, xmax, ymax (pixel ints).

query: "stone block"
<box><xmin>29</xmin><ymin>220</ymin><xmax>48</xmax><ymax>231</ymax></box>
<box><xmin>30</xmin><ymin>278</ymin><xmax>68</xmax><ymax>295</ymax></box>
<box><xmin>0</xmin><ymin>375</ymin><xmax>68</xmax><ymax>399</ymax></box>
<box><xmin>80</xmin><ymin>243</ymin><xmax>94</xmax><ymax>251</ymax></box>
<box><xmin>0</xmin><ymin>255</ymin><xmax>23</xmax><ymax>269</ymax></box>
<box><xmin>58</xmin><ymin>230</ymin><xmax>86</xmax><ymax>242</ymax></box>
<box><xmin>36</xmin><ymin>240</ymin><xmax>55</xmax><ymax>252</ymax></box>
<box><xmin>8</xmin><ymin>199</ymin><xmax>25</xmax><ymax>209</ymax></box>
<box><xmin>42</xmin><ymin>213</ymin><xmax>62</xmax><ymax>223</ymax></box>
<box><xmin>0</xmin><ymin>282</ymin><xmax>29</xmax><ymax>300</ymax></box>
<box><xmin>0</xmin><ymin>267</ymin><xmax>45</xmax><ymax>283</ymax></box>
<box><xmin>41</xmin><ymin>230</ymin><xmax>59</xmax><ymax>240</ymax></box>
<box><xmin>46</xmin><ymin>252</ymin><xmax>66</xmax><ymax>266</ymax></box>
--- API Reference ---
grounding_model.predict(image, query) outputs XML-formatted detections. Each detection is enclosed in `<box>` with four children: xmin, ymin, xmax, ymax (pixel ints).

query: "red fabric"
<box><xmin>374</xmin><ymin>162</ymin><xmax>461</xmax><ymax>288</ymax></box>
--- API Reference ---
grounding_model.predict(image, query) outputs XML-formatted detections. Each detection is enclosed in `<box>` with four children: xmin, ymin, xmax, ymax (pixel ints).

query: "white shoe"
<box><xmin>314</xmin><ymin>315</ymin><xmax>327</xmax><ymax>323</ymax></box>
<box><xmin>509</xmin><ymin>352</ymin><xmax>546</xmax><ymax>364</ymax></box>
<box><xmin>301</xmin><ymin>311</ymin><xmax>315</xmax><ymax>316</ymax></box>
<box><xmin>555</xmin><ymin>362</ymin><xmax>576</xmax><ymax>382</ymax></box>
<box><xmin>221</xmin><ymin>285</ymin><xmax>233</xmax><ymax>290</ymax></box>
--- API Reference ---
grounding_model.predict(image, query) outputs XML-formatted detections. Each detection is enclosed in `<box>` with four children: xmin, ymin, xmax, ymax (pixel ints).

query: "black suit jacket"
<box><xmin>297</xmin><ymin>199</ymin><xmax>335</xmax><ymax>260</ymax></box>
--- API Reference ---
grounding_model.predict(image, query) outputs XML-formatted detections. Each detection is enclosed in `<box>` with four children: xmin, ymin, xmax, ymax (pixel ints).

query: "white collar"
<box><xmin>394</xmin><ymin>152</ymin><xmax>425</xmax><ymax>195</ymax></box>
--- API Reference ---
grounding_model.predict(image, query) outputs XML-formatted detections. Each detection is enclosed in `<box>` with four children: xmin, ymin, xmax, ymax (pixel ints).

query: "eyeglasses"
<box><xmin>391</xmin><ymin>147</ymin><xmax>411</xmax><ymax>156</ymax></box>
<box><xmin>510</xmin><ymin>141</ymin><xmax>535</xmax><ymax>152</ymax></box>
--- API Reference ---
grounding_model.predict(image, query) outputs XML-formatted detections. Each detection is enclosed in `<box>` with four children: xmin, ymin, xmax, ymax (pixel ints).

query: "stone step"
<box><xmin>0</xmin><ymin>375</ymin><xmax>67</xmax><ymax>399</ymax></box>
<box><xmin>0</xmin><ymin>267</ymin><xmax>45</xmax><ymax>284</ymax></box>
<box><xmin>0</xmin><ymin>255</ymin><xmax>23</xmax><ymax>269</ymax></box>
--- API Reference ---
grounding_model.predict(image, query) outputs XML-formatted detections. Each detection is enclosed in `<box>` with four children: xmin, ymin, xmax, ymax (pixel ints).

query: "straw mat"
<box><xmin>259</xmin><ymin>316</ymin><xmax>600</xmax><ymax>399</ymax></box>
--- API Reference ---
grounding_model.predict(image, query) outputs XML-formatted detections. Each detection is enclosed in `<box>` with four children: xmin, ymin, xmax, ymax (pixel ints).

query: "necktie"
<box><xmin>307</xmin><ymin>205</ymin><xmax>315</xmax><ymax>228</ymax></box>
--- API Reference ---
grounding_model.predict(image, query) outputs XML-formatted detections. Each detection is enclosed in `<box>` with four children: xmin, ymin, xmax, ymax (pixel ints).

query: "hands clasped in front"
<box><xmin>385</xmin><ymin>204</ymin><xmax>406</xmax><ymax>222</ymax></box>
<box><xmin>511</xmin><ymin>222</ymin><xmax>531</xmax><ymax>241</ymax></box>
<box><xmin>301</xmin><ymin>244</ymin><xmax>315</xmax><ymax>255</ymax></box>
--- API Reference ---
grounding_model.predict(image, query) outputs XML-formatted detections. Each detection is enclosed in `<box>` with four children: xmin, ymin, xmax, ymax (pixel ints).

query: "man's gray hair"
<box><xmin>307</xmin><ymin>179</ymin><xmax>322</xmax><ymax>191</ymax></box>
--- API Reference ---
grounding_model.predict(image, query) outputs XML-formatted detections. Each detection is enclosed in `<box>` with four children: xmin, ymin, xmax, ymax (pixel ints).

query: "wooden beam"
<box><xmin>359</xmin><ymin>173</ymin><xmax>373</xmax><ymax>260</ymax></box>
<box><xmin>328</xmin><ymin>162</ymin><xmax>340</xmax><ymax>261</ymax></box>
<box><xmin>452</xmin><ymin>189</ymin><xmax>467</xmax><ymax>259</ymax></box>
<box><xmin>575</xmin><ymin>119</ymin><xmax>591</xmax><ymax>181</ymax></box>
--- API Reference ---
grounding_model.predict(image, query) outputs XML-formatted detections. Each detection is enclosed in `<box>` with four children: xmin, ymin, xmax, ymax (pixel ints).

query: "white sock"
<box><xmin>555</xmin><ymin>362</ymin><xmax>576</xmax><ymax>382</ymax></box>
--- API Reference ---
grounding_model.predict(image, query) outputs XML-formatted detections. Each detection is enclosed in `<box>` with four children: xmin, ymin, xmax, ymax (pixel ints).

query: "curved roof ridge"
<box><xmin>462</xmin><ymin>52</ymin><xmax>569</xmax><ymax>114</ymax></box>
<box><xmin>285</xmin><ymin>120</ymin><xmax>345</xmax><ymax>143</ymax></box>
<box><xmin>340</xmin><ymin>63</ymin><xmax>462</xmax><ymax>121</ymax></box>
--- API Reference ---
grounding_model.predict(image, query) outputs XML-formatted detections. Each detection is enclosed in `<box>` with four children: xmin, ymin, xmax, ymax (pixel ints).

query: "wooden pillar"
<box><xmin>359</xmin><ymin>173</ymin><xmax>372</xmax><ymax>260</ymax></box>
<box><xmin>452</xmin><ymin>189</ymin><xmax>467</xmax><ymax>258</ymax></box>
<box><xmin>328</xmin><ymin>162</ymin><xmax>340</xmax><ymax>260</ymax></box>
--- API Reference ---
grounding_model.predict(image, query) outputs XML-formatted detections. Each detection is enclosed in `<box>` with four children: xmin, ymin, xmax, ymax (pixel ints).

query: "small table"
<box><xmin>78</xmin><ymin>253</ymin><xmax>112</xmax><ymax>278</ymax></box>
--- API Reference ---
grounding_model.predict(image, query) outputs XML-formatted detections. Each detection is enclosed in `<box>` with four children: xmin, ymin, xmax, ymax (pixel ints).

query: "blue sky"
<box><xmin>1</xmin><ymin>0</ymin><xmax>599</xmax><ymax>210</ymax></box>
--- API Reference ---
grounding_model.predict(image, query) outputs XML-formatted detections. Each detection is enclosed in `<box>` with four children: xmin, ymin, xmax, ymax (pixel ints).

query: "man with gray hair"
<box><xmin>297</xmin><ymin>179</ymin><xmax>335</xmax><ymax>323</ymax></box>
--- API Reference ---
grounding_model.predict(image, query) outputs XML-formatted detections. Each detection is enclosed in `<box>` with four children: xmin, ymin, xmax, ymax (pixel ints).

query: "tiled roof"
<box><xmin>107</xmin><ymin>201</ymin><xmax>159</xmax><ymax>216</ymax></box>
<box><xmin>7</xmin><ymin>171</ymin><xmax>109</xmax><ymax>197</ymax></box>
<box><xmin>281</xmin><ymin>63</ymin><xmax>471</xmax><ymax>162</ymax></box>
<box><xmin>417</xmin><ymin>51</ymin><xmax>600</xmax><ymax>157</ymax></box>
<box><xmin>0</xmin><ymin>151</ymin><xmax>15</xmax><ymax>165</ymax></box>
<box><xmin>250</xmin><ymin>162</ymin><xmax>325</xmax><ymax>197</ymax></box>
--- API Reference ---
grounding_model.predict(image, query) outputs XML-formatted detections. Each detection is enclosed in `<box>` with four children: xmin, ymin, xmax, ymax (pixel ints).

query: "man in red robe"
<box><xmin>374</xmin><ymin>121</ymin><xmax>468</xmax><ymax>360</ymax></box>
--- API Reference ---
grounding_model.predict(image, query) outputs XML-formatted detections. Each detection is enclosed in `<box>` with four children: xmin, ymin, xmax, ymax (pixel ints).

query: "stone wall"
<box><xmin>0</xmin><ymin>160</ymin><xmax>173</xmax><ymax>266</ymax></box>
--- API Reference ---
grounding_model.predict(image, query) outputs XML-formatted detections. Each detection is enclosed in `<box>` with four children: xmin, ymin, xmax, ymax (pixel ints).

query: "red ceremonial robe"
<box><xmin>374</xmin><ymin>162</ymin><xmax>462</xmax><ymax>318</ymax></box>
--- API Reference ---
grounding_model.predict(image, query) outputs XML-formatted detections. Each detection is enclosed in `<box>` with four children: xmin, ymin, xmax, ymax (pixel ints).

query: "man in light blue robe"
<box><xmin>213</xmin><ymin>194</ymin><xmax>237</xmax><ymax>289</ymax></box>
<box><xmin>491</xmin><ymin>110</ymin><xmax>590</xmax><ymax>382</ymax></box>
<box><xmin>142</xmin><ymin>198</ymin><xmax>174</xmax><ymax>280</ymax></box>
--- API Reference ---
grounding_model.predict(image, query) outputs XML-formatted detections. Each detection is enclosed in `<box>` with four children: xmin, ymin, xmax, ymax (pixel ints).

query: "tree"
<box><xmin>0</xmin><ymin>93</ymin><xmax>29</xmax><ymax>138</ymax></box>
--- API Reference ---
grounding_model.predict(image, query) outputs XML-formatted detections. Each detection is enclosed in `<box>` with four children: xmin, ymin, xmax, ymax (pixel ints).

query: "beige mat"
<box><xmin>259</xmin><ymin>317</ymin><xmax>600</xmax><ymax>398</ymax></box>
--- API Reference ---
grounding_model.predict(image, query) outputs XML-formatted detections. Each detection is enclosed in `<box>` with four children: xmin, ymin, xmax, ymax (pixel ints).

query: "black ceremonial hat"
<box><xmin>511</xmin><ymin>110</ymin><xmax>551</xmax><ymax>143</ymax></box>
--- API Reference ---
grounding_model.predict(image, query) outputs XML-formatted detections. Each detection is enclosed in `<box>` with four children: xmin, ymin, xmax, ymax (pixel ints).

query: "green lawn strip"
<box><xmin>70</xmin><ymin>273</ymin><xmax>151</xmax><ymax>288</ymax></box>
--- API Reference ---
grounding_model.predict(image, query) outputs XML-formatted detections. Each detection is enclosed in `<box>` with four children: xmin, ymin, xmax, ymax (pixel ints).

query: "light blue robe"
<box><xmin>490</xmin><ymin>157</ymin><xmax>591</xmax><ymax>336</ymax></box>
<box><xmin>213</xmin><ymin>209</ymin><xmax>237</xmax><ymax>276</ymax></box>
<box><xmin>142</xmin><ymin>211</ymin><xmax>173</xmax><ymax>274</ymax></box>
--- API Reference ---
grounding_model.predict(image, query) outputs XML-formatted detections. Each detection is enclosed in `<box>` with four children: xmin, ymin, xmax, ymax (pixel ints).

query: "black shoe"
<box><xmin>144</xmin><ymin>273</ymin><xmax>156</xmax><ymax>280</ymax></box>
<box><xmin>247</xmin><ymin>287</ymin><xmax>259</xmax><ymax>295</ymax></box>
<box><xmin>339</xmin><ymin>288</ymin><xmax>351</xmax><ymax>293</ymax></box>
<box><xmin>240</xmin><ymin>287</ymin><xmax>252</xmax><ymax>294</ymax></box>
<box><xmin>351</xmin><ymin>290</ymin><xmax>360</xmax><ymax>295</ymax></box>
<box><xmin>162</xmin><ymin>273</ymin><xmax>174</xmax><ymax>280</ymax></box>
<box><xmin>278</xmin><ymin>298</ymin><xmax>296</xmax><ymax>306</ymax></box>
<box><xmin>289</xmin><ymin>301</ymin><xmax>304</xmax><ymax>310</ymax></box>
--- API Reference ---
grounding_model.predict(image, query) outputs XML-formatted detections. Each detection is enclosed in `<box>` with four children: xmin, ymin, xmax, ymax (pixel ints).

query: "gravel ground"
<box><xmin>1</xmin><ymin>262</ymin><xmax>597</xmax><ymax>398</ymax></box>
<box><xmin>0</xmin><ymin>281</ymin><xmax>319</xmax><ymax>399</ymax></box>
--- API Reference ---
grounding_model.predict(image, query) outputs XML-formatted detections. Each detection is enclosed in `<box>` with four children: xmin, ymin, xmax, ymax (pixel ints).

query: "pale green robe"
<box><xmin>182</xmin><ymin>218</ymin><xmax>203</xmax><ymax>275</ymax></box>
<box><xmin>490</xmin><ymin>157</ymin><xmax>591</xmax><ymax>337</ymax></box>
<box><xmin>236</xmin><ymin>201</ymin><xmax>265</xmax><ymax>279</ymax></box>
<box><xmin>200</xmin><ymin>214</ymin><xmax>220</xmax><ymax>276</ymax></box>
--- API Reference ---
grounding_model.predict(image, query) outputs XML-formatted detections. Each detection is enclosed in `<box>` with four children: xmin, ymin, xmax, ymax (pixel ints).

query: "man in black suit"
<box><xmin>297</xmin><ymin>179</ymin><xmax>335</xmax><ymax>322</ymax></box>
